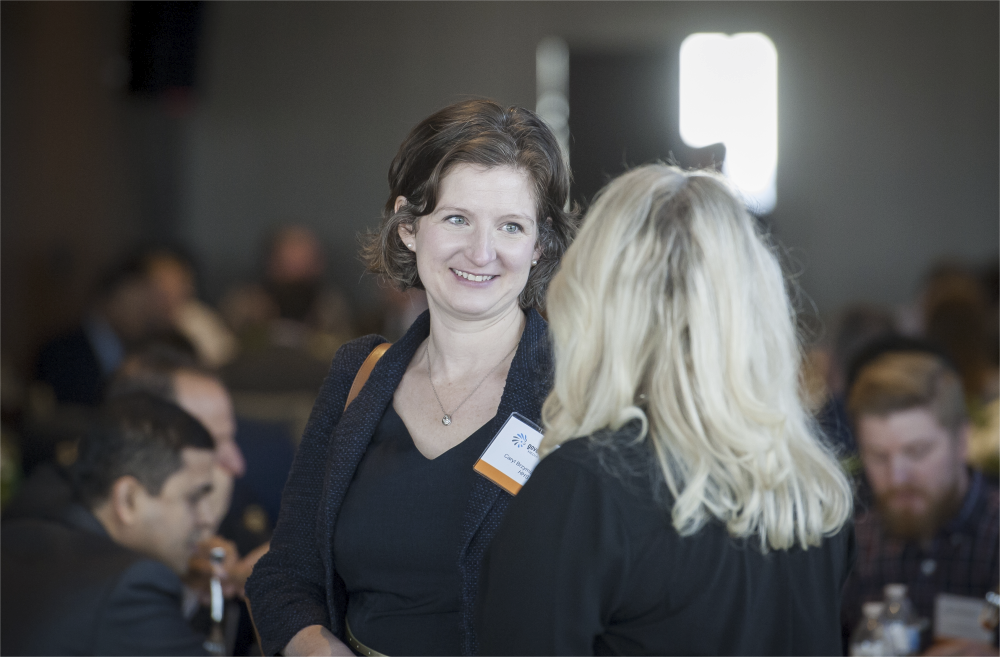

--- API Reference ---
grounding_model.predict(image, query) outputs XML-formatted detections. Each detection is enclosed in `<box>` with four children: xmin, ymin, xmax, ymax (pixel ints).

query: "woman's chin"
<box><xmin>431</xmin><ymin>293</ymin><xmax>520</xmax><ymax>321</ymax></box>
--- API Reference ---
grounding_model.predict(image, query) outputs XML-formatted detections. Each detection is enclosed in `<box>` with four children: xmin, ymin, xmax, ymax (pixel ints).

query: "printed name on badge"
<box><xmin>474</xmin><ymin>413</ymin><xmax>544</xmax><ymax>495</ymax></box>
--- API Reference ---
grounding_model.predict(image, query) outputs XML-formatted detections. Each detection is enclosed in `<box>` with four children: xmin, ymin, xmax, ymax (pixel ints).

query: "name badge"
<box><xmin>934</xmin><ymin>593</ymin><xmax>993</xmax><ymax>644</ymax></box>
<box><xmin>474</xmin><ymin>413</ymin><xmax>544</xmax><ymax>495</ymax></box>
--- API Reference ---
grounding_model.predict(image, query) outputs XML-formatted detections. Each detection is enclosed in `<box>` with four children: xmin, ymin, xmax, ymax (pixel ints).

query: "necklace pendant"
<box><xmin>441</xmin><ymin>415</ymin><xmax>452</xmax><ymax>426</ymax></box>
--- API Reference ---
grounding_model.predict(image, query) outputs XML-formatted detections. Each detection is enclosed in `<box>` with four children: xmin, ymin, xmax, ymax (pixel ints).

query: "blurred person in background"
<box><xmin>110</xmin><ymin>345</ymin><xmax>285</xmax><ymax>656</ymax></box>
<box><xmin>1</xmin><ymin>394</ymin><xmax>216</xmax><ymax>656</ymax></box>
<box><xmin>144</xmin><ymin>247</ymin><xmax>239</xmax><ymax>369</ymax></box>
<box><xmin>219</xmin><ymin>226</ymin><xmax>353</xmax><ymax>441</ymax></box>
<box><xmin>26</xmin><ymin>254</ymin><xmax>184</xmax><ymax>478</ymax></box>
<box><xmin>263</xmin><ymin>225</ymin><xmax>333</xmax><ymax>328</ymax></box>
<box><xmin>841</xmin><ymin>343</ymin><xmax>999</xmax><ymax>655</ymax></box>
<box><xmin>246</xmin><ymin>99</ymin><xmax>578</xmax><ymax>657</ymax></box>
<box><xmin>921</xmin><ymin>264</ymin><xmax>999</xmax><ymax>475</ymax></box>
<box><xmin>108</xmin><ymin>346</ymin><xmax>273</xmax><ymax>594</ymax></box>
<box><xmin>34</xmin><ymin>254</ymin><xmax>174</xmax><ymax>407</ymax></box>
<box><xmin>476</xmin><ymin>164</ymin><xmax>854</xmax><ymax>655</ymax></box>
<box><xmin>221</xmin><ymin>224</ymin><xmax>355</xmax><ymax>363</ymax></box>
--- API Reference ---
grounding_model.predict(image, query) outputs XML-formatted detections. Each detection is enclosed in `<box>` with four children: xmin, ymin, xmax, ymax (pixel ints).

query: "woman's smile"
<box><xmin>451</xmin><ymin>268</ymin><xmax>497</xmax><ymax>283</ymax></box>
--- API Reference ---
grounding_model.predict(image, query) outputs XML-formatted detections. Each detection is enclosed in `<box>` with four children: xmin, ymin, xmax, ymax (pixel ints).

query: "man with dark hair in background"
<box><xmin>109</xmin><ymin>346</ymin><xmax>247</xmax><ymax>535</ymax></box>
<box><xmin>107</xmin><ymin>347</ymin><xmax>271</xmax><ymax>585</ymax></box>
<box><xmin>1</xmin><ymin>394</ymin><xmax>215</xmax><ymax>655</ymax></box>
<box><xmin>841</xmin><ymin>346</ymin><xmax>999</xmax><ymax>655</ymax></box>
<box><xmin>108</xmin><ymin>346</ymin><xmax>284</xmax><ymax>656</ymax></box>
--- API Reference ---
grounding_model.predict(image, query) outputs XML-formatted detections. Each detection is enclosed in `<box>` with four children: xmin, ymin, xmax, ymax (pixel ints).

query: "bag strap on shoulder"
<box><xmin>246</xmin><ymin>343</ymin><xmax>391</xmax><ymax>654</ymax></box>
<box><xmin>344</xmin><ymin>342</ymin><xmax>392</xmax><ymax>411</ymax></box>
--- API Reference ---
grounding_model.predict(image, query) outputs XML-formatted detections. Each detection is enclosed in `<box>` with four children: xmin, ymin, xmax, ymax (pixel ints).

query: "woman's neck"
<box><xmin>424</xmin><ymin>303</ymin><xmax>526</xmax><ymax>381</ymax></box>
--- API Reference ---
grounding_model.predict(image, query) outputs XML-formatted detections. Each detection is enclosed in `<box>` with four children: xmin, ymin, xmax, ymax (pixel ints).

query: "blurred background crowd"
<box><xmin>0</xmin><ymin>2</ymin><xmax>997</xmax><ymax>656</ymax></box>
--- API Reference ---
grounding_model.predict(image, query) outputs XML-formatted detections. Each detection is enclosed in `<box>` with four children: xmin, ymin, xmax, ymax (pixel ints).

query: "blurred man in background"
<box><xmin>144</xmin><ymin>248</ymin><xmax>238</xmax><ymax>370</ymax></box>
<box><xmin>1</xmin><ymin>394</ymin><xmax>215</xmax><ymax>655</ymax></box>
<box><xmin>109</xmin><ymin>345</ymin><xmax>283</xmax><ymax>655</ymax></box>
<box><xmin>35</xmin><ymin>256</ymin><xmax>173</xmax><ymax>407</ymax></box>
<box><xmin>109</xmin><ymin>347</ymin><xmax>267</xmax><ymax>592</ymax></box>
<box><xmin>221</xmin><ymin>224</ymin><xmax>353</xmax><ymax>361</ymax></box>
<box><xmin>218</xmin><ymin>225</ymin><xmax>352</xmax><ymax>448</ymax></box>
<box><xmin>841</xmin><ymin>345</ymin><xmax>999</xmax><ymax>655</ymax></box>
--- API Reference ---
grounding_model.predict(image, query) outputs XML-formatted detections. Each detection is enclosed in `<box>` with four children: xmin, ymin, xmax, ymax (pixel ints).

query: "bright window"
<box><xmin>679</xmin><ymin>33</ymin><xmax>778</xmax><ymax>214</ymax></box>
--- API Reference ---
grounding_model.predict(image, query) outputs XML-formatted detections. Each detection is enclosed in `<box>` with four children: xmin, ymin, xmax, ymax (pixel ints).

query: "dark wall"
<box><xmin>567</xmin><ymin>49</ymin><xmax>728</xmax><ymax>205</ymax></box>
<box><xmin>569</xmin><ymin>51</ymin><xmax>675</xmax><ymax>206</ymax></box>
<box><xmin>1</xmin><ymin>2</ymin><xmax>140</xmax><ymax>372</ymax></box>
<box><xmin>3</xmin><ymin>1</ymin><xmax>998</xmax><ymax>374</ymax></box>
<box><xmin>183</xmin><ymin>1</ymin><xmax>998</xmax><ymax>310</ymax></box>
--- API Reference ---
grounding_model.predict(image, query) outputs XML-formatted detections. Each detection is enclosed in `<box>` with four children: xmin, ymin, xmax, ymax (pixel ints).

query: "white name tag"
<box><xmin>934</xmin><ymin>593</ymin><xmax>993</xmax><ymax>644</ymax></box>
<box><xmin>474</xmin><ymin>413</ymin><xmax>544</xmax><ymax>495</ymax></box>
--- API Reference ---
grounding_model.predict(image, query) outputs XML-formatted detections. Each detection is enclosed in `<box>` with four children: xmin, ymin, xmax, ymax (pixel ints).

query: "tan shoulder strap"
<box><xmin>344</xmin><ymin>342</ymin><xmax>392</xmax><ymax>411</ymax></box>
<box><xmin>244</xmin><ymin>597</ymin><xmax>265</xmax><ymax>655</ymax></box>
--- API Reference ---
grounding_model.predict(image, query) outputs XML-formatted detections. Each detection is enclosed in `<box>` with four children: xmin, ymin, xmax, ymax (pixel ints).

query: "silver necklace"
<box><xmin>426</xmin><ymin>341</ymin><xmax>519</xmax><ymax>426</ymax></box>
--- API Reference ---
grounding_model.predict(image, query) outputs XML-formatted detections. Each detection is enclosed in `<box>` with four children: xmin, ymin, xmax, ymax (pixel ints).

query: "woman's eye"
<box><xmin>446</xmin><ymin>215</ymin><xmax>468</xmax><ymax>226</ymax></box>
<box><xmin>501</xmin><ymin>223</ymin><xmax>522</xmax><ymax>234</ymax></box>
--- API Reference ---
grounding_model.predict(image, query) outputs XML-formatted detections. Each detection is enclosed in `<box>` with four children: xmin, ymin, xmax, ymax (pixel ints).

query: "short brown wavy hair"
<box><xmin>848</xmin><ymin>351</ymin><xmax>968</xmax><ymax>436</ymax></box>
<box><xmin>360</xmin><ymin>98</ymin><xmax>578</xmax><ymax>311</ymax></box>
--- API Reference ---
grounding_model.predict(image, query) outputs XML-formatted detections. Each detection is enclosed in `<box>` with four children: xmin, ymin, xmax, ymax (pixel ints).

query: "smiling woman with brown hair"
<box><xmin>245</xmin><ymin>99</ymin><xmax>577</xmax><ymax>657</ymax></box>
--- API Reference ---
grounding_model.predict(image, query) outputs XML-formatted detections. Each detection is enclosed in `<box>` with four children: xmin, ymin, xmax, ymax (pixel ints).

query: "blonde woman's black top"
<box><xmin>477</xmin><ymin>432</ymin><xmax>855</xmax><ymax>656</ymax></box>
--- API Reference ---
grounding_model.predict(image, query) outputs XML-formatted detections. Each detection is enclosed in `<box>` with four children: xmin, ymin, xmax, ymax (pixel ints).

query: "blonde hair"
<box><xmin>541</xmin><ymin>164</ymin><xmax>853</xmax><ymax>551</ymax></box>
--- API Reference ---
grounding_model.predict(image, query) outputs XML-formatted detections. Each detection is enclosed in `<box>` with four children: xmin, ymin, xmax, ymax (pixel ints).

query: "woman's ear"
<box><xmin>533</xmin><ymin>217</ymin><xmax>552</xmax><ymax>263</ymax></box>
<box><xmin>396</xmin><ymin>197</ymin><xmax>417</xmax><ymax>251</ymax></box>
<box><xmin>398</xmin><ymin>222</ymin><xmax>416</xmax><ymax>250</ymax></box>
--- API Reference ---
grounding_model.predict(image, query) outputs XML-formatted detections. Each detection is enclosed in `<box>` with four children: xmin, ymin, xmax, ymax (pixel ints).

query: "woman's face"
<box><xmin>398</xmin><ymin>164</ymin><xmax>540</xmax><ymax>323</ymax></box>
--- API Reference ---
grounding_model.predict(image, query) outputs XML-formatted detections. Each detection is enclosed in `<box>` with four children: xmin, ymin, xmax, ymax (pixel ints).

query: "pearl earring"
<box><xmin>531</xmin><ymin>260</ymin><xmax>538</xmax><ymax>266</ymax></box>
<box><xmin>408</xmin><ymin>243</ymin><xmax>414</xmax><ymax>249</ymax></box>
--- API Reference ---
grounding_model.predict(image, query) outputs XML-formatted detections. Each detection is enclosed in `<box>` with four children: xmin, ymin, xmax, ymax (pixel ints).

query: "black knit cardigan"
<box><xmin>245</xmin><ymin>309</ymin><xmax>552</xmax><ymax>656</ymax></box>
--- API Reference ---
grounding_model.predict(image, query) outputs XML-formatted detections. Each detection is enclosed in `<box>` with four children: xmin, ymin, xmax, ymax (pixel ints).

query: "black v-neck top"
<box><xmin>334</xmin><ymin>404</ymin><xmax>495</xmax><ymax>656</ymax></box>
<box><xmin>245</xmin><ymin>309</ymin><xmax>553</xmax><ymax>657</ymax></box>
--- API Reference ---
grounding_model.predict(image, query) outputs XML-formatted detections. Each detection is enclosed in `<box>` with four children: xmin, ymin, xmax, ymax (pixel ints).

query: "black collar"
<box><xmin>61</xmin><ymin>502</ymin><xmax>112</xmax><ymax>539</ymax></box>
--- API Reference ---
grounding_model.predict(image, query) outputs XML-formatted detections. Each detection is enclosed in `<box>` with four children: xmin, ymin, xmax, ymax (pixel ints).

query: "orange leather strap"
<box><xmin>344</xmin><ymin>342</ymin><xmax>392</xmax><ymax>411</ymax></box>
<box><xmin>247</xmin><ymin>342</ymin><xmax>392</xmax><ymax>655</ymax></box>
<box><xmin>244</xmin><ymin>597</ymin><xmax>265</xmax><ymax>655</ymax></box>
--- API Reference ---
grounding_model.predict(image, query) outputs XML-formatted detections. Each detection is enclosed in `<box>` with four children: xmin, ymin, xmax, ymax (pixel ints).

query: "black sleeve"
<box><xmin>476</xmin><ymin>447</ymin><xmax>630</xmax><ymax>656</ymax></box>
<box><xmin>843</xmin><ymin>520</ymin><xmax>857</xmax><ymax>591</ymax></box>
<box><xmin>244</xmin><ymin>336</ymin><xmax>382</xmax><ymax>656</ymax></box>
<box><xmin>840</xmin><ymin>521</ymin><xmax>861</xmax><ymax>656</ymax></box>
<box><xmin>95</xmin><ymin>560</ymin><xmax>209</xmax><ymax>656</ymax></box>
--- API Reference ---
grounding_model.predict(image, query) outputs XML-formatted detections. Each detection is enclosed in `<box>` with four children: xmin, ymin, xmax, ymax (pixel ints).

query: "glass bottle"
<box><xmin>203</xmin><ymin>546</ymin><xmax>227</xmax><ymax>656</ymax></box>
<box><xmin>850</xmin><ymin>602</ymin><xmax>889</xmax><ymax>656</ymax></box>
<box><xmin>880</xmin><ymin>584</ymin><xmax>920</xmax><ymax>656</ymax></box>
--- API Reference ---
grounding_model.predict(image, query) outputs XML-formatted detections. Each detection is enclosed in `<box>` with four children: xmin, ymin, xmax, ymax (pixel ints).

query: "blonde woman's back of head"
<box><xmin>541</xmin><ymin>164</ymin><xmax>852</xmax><ymax>551</ymax></box>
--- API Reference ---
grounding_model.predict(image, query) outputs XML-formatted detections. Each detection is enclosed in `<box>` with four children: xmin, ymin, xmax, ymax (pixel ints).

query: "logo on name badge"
<box><xmin>474</xmin><ymin>413</ymin><xmax>544</xmax><ymax>495</ymax></box>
